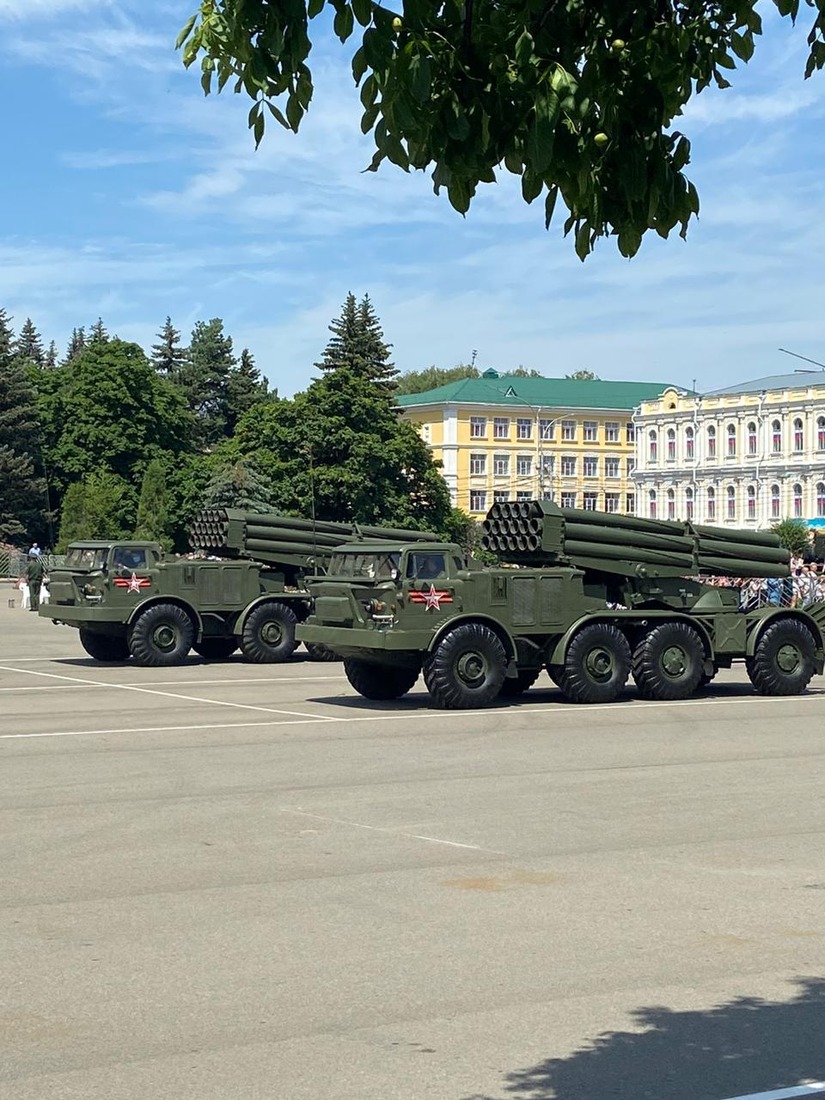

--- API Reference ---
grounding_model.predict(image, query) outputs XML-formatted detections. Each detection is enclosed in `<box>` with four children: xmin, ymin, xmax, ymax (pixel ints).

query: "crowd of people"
<box><xmin>701</xmin><ymin>559</ymin><xmax>825</xmax><ymax>610</ymax></box>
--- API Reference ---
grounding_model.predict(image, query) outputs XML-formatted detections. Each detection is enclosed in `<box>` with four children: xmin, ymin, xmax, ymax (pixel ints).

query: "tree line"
<box><xmin>0</xmin><ymin>295</ymin><xmax>458</xmax><ymax>554</ymax></box>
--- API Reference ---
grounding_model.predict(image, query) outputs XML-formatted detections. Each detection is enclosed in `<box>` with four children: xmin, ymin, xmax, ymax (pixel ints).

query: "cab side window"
<box><xmin>406</xmin><ymin>552</ymin><xmax>447</xmax><ymax>581</ymax></box>
<box><xmin>113</xmin><ymin>548</ymin><xmax>147</xmax><ymax>571</ymax></box>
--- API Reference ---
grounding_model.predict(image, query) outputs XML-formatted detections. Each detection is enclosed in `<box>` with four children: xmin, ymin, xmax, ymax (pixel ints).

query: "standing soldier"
<box><xmin>25</xmin><ymin>552</ymin><xmax>44</xmax><ymax>613</ymax></box>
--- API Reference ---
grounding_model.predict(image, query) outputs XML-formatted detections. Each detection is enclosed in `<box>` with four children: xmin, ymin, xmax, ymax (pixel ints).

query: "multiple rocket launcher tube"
<box><xmin>481</xmin><ymin>500</ymin><xmax>791</xmax><ymax>579</ymax></box>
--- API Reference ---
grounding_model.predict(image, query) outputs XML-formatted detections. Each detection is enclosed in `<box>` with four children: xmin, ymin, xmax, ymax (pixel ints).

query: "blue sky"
<box><xmin>0</xmin><ymin>0</ymin><xmax>823</xmax><ymax>395</ymax></box>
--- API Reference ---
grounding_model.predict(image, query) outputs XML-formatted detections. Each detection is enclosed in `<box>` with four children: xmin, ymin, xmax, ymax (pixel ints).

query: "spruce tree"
<box><xmin>88</xmin><ymin>318</ymin><xmax>109</xmax><ymax>344</ymax></box>
<box><xmin>315</xmin><ymin>292</ymin><xmax>397</xmax><ymax>390</ymax></box>
<box><xmin>179</xmin><ymin>318</ymin><xmax>237</xmax><ymax>447</ymax></box>
<box><xmin>0</xmin><ymin>308</ymin><xmax>13</xmax><ymax>365</ymax></box>
<box><xmin>151</xmin><ymin>316</ymin><xmax>188</xmax><ymax>379</ymax></box>
<box><xmin>14</xmin><ymin>318</ymin><xmax>44</xmax><ymax>366</ymax></box>
<box><xmin>202</xmin><ymin>456</ymin><xmax>273</xmax><ymax>512</ymax></box>
<box><xmin>134</xmin><ymin>459</ymin><xmax>171</xmax><ymax>543</ymax></box>
<box><xmin>0</xmin><ymin>446</ymin><xmax>46</xmax><ymax>543</ymax></box>
<box><xmin>64</xmin><ymin>327</ymin><xmax>86</xmax><ymax>363</ymax></box>
<box><xmin>44</xmin><ymin>341</ymin><xmax>58</xmax><ymax>369</ymax></box>
<box><xmin>226</xmin><ymin>347</ymin><xmax>268</xmax><ymax>434</ymax></box>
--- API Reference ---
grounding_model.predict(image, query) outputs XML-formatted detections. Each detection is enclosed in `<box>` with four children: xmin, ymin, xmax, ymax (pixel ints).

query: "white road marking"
<box><xmin>0</xmin><ymin>674</ymin><xmax>345</xmax><ymax>693</ymax></box>
<box><xmin>0</xmin><ymin>664</ymin><xmax>341</xmax><ymax>722</ymax></box>
<box><xmin>720</xmin><ymin>1083</ymin><xmax>825</xmax><ymax>1100</ymax></box>
<box><xmin>0</xmin><ymin>718</ymin><xmax>335</xmax><ymax>740</ymax></box>
<box><xmin>280</xmin><ymin>807</ymin><xmax>507</xmax><ymax>854</ymax></box>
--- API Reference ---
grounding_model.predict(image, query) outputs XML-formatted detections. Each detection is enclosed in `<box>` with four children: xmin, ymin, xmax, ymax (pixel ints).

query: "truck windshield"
<box><xmin>64</xmin><ymin>548</ymin><xmax>108</xmax><ymax>570</ymax></box>
<box><xmin>328</xmin><ymin>551</ymin><xmax>401</xmax><ymax>580</ymax></box>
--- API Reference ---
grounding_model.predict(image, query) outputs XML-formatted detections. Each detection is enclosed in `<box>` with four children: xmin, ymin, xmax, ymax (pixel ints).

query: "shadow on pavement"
<box><xmin>464</xmin><ymin>977</ymin><xmax>825</xmax><ymax>1100</ymax></box>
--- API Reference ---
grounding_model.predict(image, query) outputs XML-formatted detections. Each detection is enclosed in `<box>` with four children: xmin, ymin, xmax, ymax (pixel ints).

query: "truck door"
<box><xmin>402</xmin><ymin>550</ymin><xmax>456</xmax><ymax>625</ymax></box>
<box><xmin>108</xmin><ymin>547</ymin><xmax>156</xmax><ymax>606</ymax></box>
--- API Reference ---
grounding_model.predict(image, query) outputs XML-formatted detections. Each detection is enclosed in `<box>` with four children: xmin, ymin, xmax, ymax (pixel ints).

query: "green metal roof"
<box><xmin>396</xmin><ymin>373</ymin><xmax>675</xmax><ymax>411</ymax></box>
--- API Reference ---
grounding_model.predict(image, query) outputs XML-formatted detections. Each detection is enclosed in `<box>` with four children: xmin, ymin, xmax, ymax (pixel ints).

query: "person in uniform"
<box><xmin>25</xmin><ymin>552</ymin><xmax>45</xmax><ymax>612</ymax></box>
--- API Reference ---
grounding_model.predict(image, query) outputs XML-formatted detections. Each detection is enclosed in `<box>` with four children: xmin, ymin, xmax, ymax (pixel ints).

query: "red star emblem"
<box><xmin>114</xmin><ymin>572</ymin><xmax>151</xmax><ymax>594</ymax></box>
<box><xmin>409</xmin><ymin>584</ymin><xmax>453</xmax><ymax>611</ymax></box>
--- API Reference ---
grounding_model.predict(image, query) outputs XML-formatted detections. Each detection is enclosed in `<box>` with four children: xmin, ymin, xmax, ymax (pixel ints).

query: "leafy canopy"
<box><xmin>179</xmin><ymin>0</ymin><xmax>825</xmax><ymax>258</ymax></box>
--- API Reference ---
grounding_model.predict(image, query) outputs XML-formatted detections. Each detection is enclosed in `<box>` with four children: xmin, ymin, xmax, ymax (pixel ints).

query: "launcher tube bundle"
<box><xmin>481</xmin><ymin>500</ymin><xmax>790</xmax><ymax>579</ymax></box>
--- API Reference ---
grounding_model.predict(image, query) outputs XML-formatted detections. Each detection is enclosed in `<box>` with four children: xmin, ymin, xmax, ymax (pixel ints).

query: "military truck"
<box><xmin>43</xmin><ymin>510</ymin><xmax>437</xmax><ymax>667</ymax></box>
<box><xmin>297</xmin><ymin>500</ymin><xmax>825</xmax><ymax>709</ymax></box>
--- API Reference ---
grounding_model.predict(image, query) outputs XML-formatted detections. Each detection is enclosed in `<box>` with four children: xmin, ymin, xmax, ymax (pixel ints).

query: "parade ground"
<box><xmin>1</xmin><ymin>598</ymin><xmax>825</xmax><ymax>1100</ymax></box>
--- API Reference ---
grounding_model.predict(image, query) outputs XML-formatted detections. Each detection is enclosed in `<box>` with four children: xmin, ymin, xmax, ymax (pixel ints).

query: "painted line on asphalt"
<box><xmin>0</xmin><ymin>674</ymin><xmax>346</xmax><ymax>693</ymax></box>
<box><xmin>720</xmin><ymin>1083</ymin><xmax>825</xmax><ymax>1100</ymax></box>
<box><xmin>0</xmin><ymin>676</ymin><xmax>823</xmax><ymax>742</ymax></box>
<box><xmin>0</xmin><ymin>664</ymin><xmax>342</xmax><ymax>722</ymax></box>
<box><xmin>280</xmin><ymin>806</ymin><xmax>507</xmax><ymax>854</ymax></box>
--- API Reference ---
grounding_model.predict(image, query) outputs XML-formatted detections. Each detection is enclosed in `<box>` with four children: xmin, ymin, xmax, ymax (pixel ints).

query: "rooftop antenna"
<box><xmin>778</xmin><ymin>348</ymin><xmax>825</xmax><ymax>370</ymax></box>
<box><xmin>471</xmin><ymin>349</ymin><xmax>478</xmax><ymax>367</ymax></box>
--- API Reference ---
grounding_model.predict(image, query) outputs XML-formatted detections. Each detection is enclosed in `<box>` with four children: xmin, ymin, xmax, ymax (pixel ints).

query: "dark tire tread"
<box><xmin>632</xmin><ymin>622</ymin><xmax>704</xmax><ymax>701</ymax></box>
<box><xmin>79</xmin><ymin>629</ymin><xmax>130</xmax><ymax>663</ymax></box>
<box><xmin>241</xmin><ymin>602</ymin><xmax>298</xmax><ymax>664</ymax></box>
<box><xmin>746</xmin><ymin>618</ymin><xmax>816</xmax><ymax>696</ymax></box>
<box><xmin>128</xmin><ymin>603</ymin><xmax>194</xmax><ymax>667</ymax></box>
<box><xmin>498</xmin><ymin>668</ymin><xmax>541</xmax><ymax>697</ymax></box>
<box><xmin>423</xmin><ymin>623</ymin><xmax>506</xmax><ymax>710</ymax></box>
<box><xmin>192</xmin><ymin>637</ymin><xmax>239</xmax><ymax>660</ymax></box>
<box><xmin>344</xmin><ymin>658</ymin><xmax>419</xmax><ymax>700</ymax></box>
<box><xmin>559</xmin><ymin>623</ymin><xmax>631</xmax><ymax>704</ymax></box>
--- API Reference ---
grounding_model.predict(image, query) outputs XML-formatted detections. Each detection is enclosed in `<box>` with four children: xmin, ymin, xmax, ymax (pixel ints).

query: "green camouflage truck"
<box><xmin>297</xmin><ymin>500</ymin><xmax>825</xmax><ymax>709</ymax></box>
<box><xmin>43</xmin><ymin>510</ymin><xmax>436</xmax><ymax>666</ymax></box>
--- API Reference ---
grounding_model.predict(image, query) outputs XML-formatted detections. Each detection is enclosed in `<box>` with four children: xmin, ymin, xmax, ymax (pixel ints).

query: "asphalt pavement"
<box><xmin>1</xmin><ymin>599</ymin><xmax>824</xmax><ymax>1100</ymax></box>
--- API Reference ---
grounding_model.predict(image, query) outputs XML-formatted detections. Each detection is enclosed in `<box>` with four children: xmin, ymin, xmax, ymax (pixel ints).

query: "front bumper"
<box><xmin>297</xmin><ymin>622</ymin><xmax>433</xmax><ymax>652</ymax></box>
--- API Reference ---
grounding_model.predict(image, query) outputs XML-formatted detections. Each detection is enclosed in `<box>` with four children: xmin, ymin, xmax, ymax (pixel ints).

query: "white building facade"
<box><xmin>633</xmin><ymin>375</ymin><xmax>825</xmax><ymax>528</ymax></box>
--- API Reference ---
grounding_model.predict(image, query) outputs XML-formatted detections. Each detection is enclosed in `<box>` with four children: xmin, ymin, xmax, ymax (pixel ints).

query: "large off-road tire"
<box><xmin>423</xmin><ymin>623</ymin><xmax>507</xmax><ymax>709</ymax></box>
<box><xmin>558</xmin><ymin>623</ymin><xmax>631</xmax><ymax>704</ymax></box>
<box><xmin>240</xmin><ymin>602</ymin><xmax>298</xmax><ymax>663</ymax></box>
<box><xmin>344</xmin><ymin>658</ymin><xmax>419</xmax><ymax>700</ymax></box>
<box><xmin>746</xmin><ymin>619</ymin><xmax>817</xmax><ymax>696</ymax></box>
<box><xmin>632</xmin><ymin>621</ymin><xmax>704</xmax><ymax>701</ymax></box>
<box><xmin>498</xmin><ymin>668</ymin><xmax>541</xmax><ymax>697</ymax></box>
<box><xmin>304</xmin><ymin>642</ymin><xmax>340</xmax><ymax>662</ymax></box>
<box><xmin>192</xmin><ymin>637</ymin><xmax>239</xmax><ymax>660</ymax></box>
<box><xmin>79</xmin><ymin>629</ymin><xmax>130</xmax><ymax>663</ymax></box>
<box><xmin>128</xmin><ymin>603</ymin><xmax>194</xmax><ymax>667</ymax></box>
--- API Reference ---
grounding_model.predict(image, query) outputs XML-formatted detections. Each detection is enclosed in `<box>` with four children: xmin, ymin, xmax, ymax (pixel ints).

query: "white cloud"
<box><xmin>0</xmin><ymin>0</ymin><xmax>108</xmax><ymax>20</ymax></box>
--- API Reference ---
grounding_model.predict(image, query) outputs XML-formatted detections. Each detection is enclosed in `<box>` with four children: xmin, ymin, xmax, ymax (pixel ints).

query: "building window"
<box><xmin>493</xmin><ymin>490</ymin><xmax>509</xmax><ymax>503</ymax></box>
<box><xmin>583</xmin><ymin>421</ymin><xmax>598</xmax><ymax>442</ymax></box>
<box><xmin>561</xmin><ymin>456</ymin><xmax>576</xmax><ymax>477</ymax></box>
<box><xmin>626</xmin><ymin>492</ymin><xmax>636</xmax><ymax>514</ymax></box>
<box><xmin>469</xmin><ymin>453</ymin><xmax>486</xmax><ymax>475</ymax></box>
<box><xmin>627</xmin><ymin>457</ymin><xmax>636</xmax><ymax>476</ymax></box>
<box><xmin>747</xmin><ymin>422</ymin><xmax>757</xmax><ymax>456</ymax></box>
<box><xmin>771</xmin><ymin>484</ymin><xmax>781</xmax><ymax>519</ymax></box>
<box><xmin>793</xmin><ymin>418</ymin><xmax>804</xmax><ymax>452</ymax></box>
<box><xmin>583</xmin><ymin>492</ymin><xmax>598</xmax><ymax>511</ymax></box>
<box><xmin>583</xmin><ymin>455</ymin><xmax>599</xmax><ymax>478</ymax></box>
<box><xmin>707</xmin><ymin>425</ymin><xmax>717</xmax><ymax>459</ymax></box>
<box><xmin>541</xmin><ymin>454</ymin><xmax>555</xmax><ymax>477</ymax></box>
<box><xmin>605</xmin><ymin>492</ymin><xmax>620</xmax><ymax>513</ymax></box>
<box><xmin>685</xmin><ymin>487</ymin><xmax>694</xmax><ymax>521</ymax></box>
<box><xmin>605</xmin><ymin>422</ymin><xmax>620</xmax><ymax>443</ymax></box>
<box><xmin>516</xmin><ymin>455</ymin><xmax>532</xmax><ymax>477</ymax></box>
<box><xmin>648</xmin><ymin>490</ymin><xmax>657</xmax><ymax>518</ymax></box>
<box><xmin>626</xmin><ymin>422</ymin><xmax>636</xmax><ymax>445</ymax></box>
<box><xmin>666</xmin><ymin>489</ymin><xmax>676</xmax><ymax>520</ymax></box>
<box><xmin>726</xmin><ymin>423</ymin><xmax>737</xmax><ymax>457</ymax></box>
<box><xmin>470</xmin><ymin>416</ymin><xmax>487</xmax><ymax>438</ymax></box>
<box><xmin>605</xmin><ymin>457</ymin><xmax>620</xmax><ymax>478</ymax></box>
<box><xmin>561</xmin><ymin>492</ymin><xmax>577</xmax><ymax>508</ymax></box>
<box><xmin>685</xmin><ymin>426</ymin><xmax>695</xmax><ymax>460</ymax></box>
<box><xmin>707</xmin><ymin>486</ymin><xmax>716</xmax><ymax>520</ymax></box>
<box><xmin>516</xmin><ymin>417</ymin><xmax>532</xmax><ymax>440</ymax></box>
<box><xmin>649</xmin><ymin>430</ymin><xmax>658</xmax><ymax>462</ymax></box>
<box><xmin>771</xmin><ymin>420</ymin><xmax>782</xmax><ymax>453</ymax></box>
<box><xmin>667</xmin><ymin>428</ymin><xmax>676</xmax><ymax>461</ymax></box>
<box><xmin>493</xmin><ymin>417</ymin><xmax>509</xmax><ymax>439</ymax></box>
<box><xmin>516</xmin><ymin>490</ymin><xmax>532</xmax><ymax>501</ymax></box>
<box><xmin>539</xmin><ymin>419</ymin><xmax>556</xmax><ymax>440</ymax></box>
<box><xmin>818</xmin><ymin>417</ymin><xmax>825</xmax><ymax>452</ymax></box>
<box><xmin>469</xmin><ymin>490</ymin><xmax>487</xmax><ymax>512</ymax></box>
<box><xmin>793</xmin><ymin>483</ymin><xmax>803</xmax><ymax>518</ymax></box>
<box><xmin>493</xmin><ymin>453</ymin><xmax>510</xmax><ymax>477</ymax></box>
<box><xmin>817</xmin><ymin>483</ymin><xmax>825</xmax><ymax>517</ymax></box>
<box><xmin>726</xmin><ymin>485</ymin><xmax>736</xmax><ymax>520</ymax></box>
<box><xmin>747</xmin><ymin>485</ymin><xmax>756</xmax><ymax>520</ymax></box>
<box><xmin>561</xmin><ymin>419</ymin><xmax>576</xmax><ymax>441</ymax></box>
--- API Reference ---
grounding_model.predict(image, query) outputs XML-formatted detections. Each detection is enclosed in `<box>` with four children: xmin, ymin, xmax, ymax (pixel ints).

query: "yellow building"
<box><xmin>397</xmin><ymin>370</ymin><xmax>673</xmax><ymax>515</ymax></box>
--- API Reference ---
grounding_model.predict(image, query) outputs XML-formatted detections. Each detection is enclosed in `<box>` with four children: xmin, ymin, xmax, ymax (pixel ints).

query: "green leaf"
<box><xmin>360</xmin><ymin>102</ymin><xmax>380</xmax><ymax>134</ymax></box>
<box><xmin>352</xmin><ymin>45</ymin><xmax>368</xmax><ymax>82</ymax></box>
<box><xmin>360</xmin><ymin>74</ymin><xmax>378</xmax><ymax>109</ymax></box>
<box><xmin>409</xmin><ymin>55</ymin><xmax>432</xmax><ymax>103</ymax></box>
<box><xmin>521</xmin><ymin>170</ymin><xmax>542</xmax><ymax>204</ymax></box>
<box><xmin>286</xmin><ymin>93</ymin><xmax>303</xmax><ymax>130</ymax></box>
<box><xmin>175</xmin><ymin>14</ymin><xmax>197</xmax><ymax>50</ymax></box>
<box><xmin>266</xmin><ymin>101</ymin><xmax>290</xmax><ymax>129</ymax></box>
<box><xmin>333</xmin><ymin>4</ymin><xmax>355</xmax><ymax>42</ymax></box>
<box><xmin>352</xmin><ymin>0</ymin><xmax>372</xmax><ymax>27</ymax></box>
<box><xmin>526</xmin><ymin>89</ymin><xmax>560</xmax><ymax>175</ymax></box>
<box><xmin>447</xmin><ymin>176</ymin><xmax>471</xmax><ymax>214</ymax></box>
<box><xmin>308</xmin><ymin>0</ymin><xmax>325</xmax><ymax>15</ymax></box>
<box><xmin>730</xmin><ymin>31</ymin><xmax>754</xmax><ymax>62</ymax></box>
<box><xmin>617</xmin><ymin>226</ymin><xmax>642</xmax><ymax>258</ymax></box>
<box><xmin>253</xmin><ymin>110</ymin><xmax>265</xmax><ymax>148</ymax></box>
<box><xmin>515</xmin><ymin>30</ymin><xmax>534</xmax><ymax>67</ymax></box>
<box><xmin>544</xmin><ymin>185</ymin><xmax>559</xmax><ymax>230</ymax></box>
<box><xmin>575</xmin><ymin>222</ymin><xmax>590</xmax><ymax>261</ymax></box>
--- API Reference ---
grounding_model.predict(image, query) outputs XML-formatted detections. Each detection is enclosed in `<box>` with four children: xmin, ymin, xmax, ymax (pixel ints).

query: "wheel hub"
<box><xmin>661</xmin><ymin>645</ymin><xmax>687</xmax><ymax>677</ymax></box>
<box><xmin>152</xmin><ymin>624</ymin><xmax>177</xmax><ymax>652</ymax></box>
<box><xmin>585</xmin><ymin>647</ymin><xmax>614</xmax><ymax>682</ymax></box>
<box><xmin>261</xmin><ymin>621</ymin><xmax>283</xmax><ymax>645</ymax></box>
<box><xmin>776</xmin><ymin>643</ymin><xmax>801</xmax><ymax>673</ymax></box>
<box><xmin>456</xmin><ymin>651</ymin><xmax>487</xmax><ymax>688</ymax></box>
